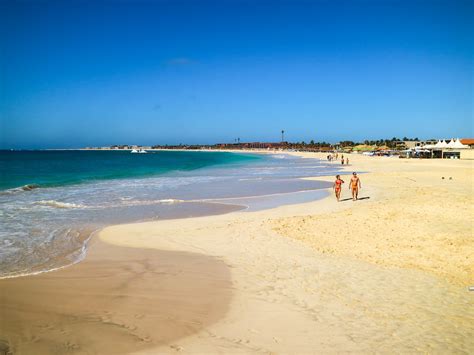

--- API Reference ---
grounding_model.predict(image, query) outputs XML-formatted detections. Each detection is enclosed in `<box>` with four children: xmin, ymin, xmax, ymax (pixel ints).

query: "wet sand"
<box><xmin>0</xmin><ymin>238</ymin><xmax>232</xmax><ymax>354</ymax></box>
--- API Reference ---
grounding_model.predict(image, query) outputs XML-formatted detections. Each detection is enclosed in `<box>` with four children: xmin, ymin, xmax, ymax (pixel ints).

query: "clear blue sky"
<box><xmin>1</xmin><ymin>0</ymin><xmax>472</xmax><ymax>148</ymax></box>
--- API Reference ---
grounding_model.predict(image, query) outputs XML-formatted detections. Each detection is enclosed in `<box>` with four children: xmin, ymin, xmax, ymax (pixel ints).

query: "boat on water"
<box><xmin>131</xmin><ymin>148</ymin><xmax>147</xmax><ymax>153</ymax></box>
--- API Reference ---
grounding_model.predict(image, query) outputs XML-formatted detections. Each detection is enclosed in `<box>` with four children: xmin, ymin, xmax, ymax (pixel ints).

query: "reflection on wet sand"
<box><xmin>0</xmin><ymin>238</ymin><xmax>232</xmax><ymax>354</ymax></box>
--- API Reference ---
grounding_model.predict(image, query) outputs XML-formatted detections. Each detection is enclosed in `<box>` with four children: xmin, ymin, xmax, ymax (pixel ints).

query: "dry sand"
<box><xmin>1</xmin><ymin>152</ymin><xmax>473</xmax><ymax>354</ymax></box>
<box><xmin>277</xmin><ymin>152</ymin><xmax>474</xmax><ymax>286</ymax></box>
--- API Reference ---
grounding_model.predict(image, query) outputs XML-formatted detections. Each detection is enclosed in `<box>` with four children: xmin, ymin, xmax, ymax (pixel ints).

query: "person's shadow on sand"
<box><xmin>339</xmin><ymin>197</ymin><xmax>370</xmax><ymax>202</ymax></box>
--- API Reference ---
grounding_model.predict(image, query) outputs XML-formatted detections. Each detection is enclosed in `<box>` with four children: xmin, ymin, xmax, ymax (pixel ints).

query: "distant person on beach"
<box><xmin>349</xmin><ymin>172</ymin><xmax>361</xmax><ymax>201</ymax></box>
<box><xmin>346</xmin><ymin>157</ymin><xmax>349</xmax><ymax>165</ymax></box>
<box><xmin>341</xmin><ymin>158</ymin><xmax>344</xmax><ymax>165</ymax></box>
<box><xmin>333</xmin><ymin>175</ymin><xmax>345</xmax><ymax>201</ymax></box>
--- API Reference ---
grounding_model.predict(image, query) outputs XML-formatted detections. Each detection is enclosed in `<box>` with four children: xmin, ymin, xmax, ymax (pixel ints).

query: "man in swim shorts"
<box><xmin>349</xmin><ymin>172</ymin><xmax>361</xmax><ymax>201</ymax></box>
<box><xmin>333</xmin><ymin>175</ymin><xmax>344</xmax><ymax>201</ymax></box>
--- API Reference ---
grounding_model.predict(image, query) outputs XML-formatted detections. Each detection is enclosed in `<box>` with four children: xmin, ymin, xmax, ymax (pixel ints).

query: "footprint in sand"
<box><xmin>140</xmin><ymin>336</ymin><xmax>152</xmax><ymax>343</ymax></box>
<box><xmin>170</xmin><ymin>344</ymin><xmax>184</xmax><ymax>351</ymax></box>
<box><xmin>63</xmin><ymin>341</ymin><xmax>80</xmax><ymax>351</ymax></box>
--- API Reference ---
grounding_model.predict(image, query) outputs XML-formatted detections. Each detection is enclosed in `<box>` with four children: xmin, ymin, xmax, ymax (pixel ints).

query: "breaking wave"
<box><xmin>34</xmin><ymin>200</ymin><xmax>87</xmax><ymax>209</ymax></box>
<box><xmin>0</xmin><ymin>184</ymin><xmax>41</xmax><ymax>195</ymax></box>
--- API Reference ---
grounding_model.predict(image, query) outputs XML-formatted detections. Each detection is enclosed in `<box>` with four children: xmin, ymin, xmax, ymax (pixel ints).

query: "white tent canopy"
<box><xmin>450</xmin><ymin>138</ymin><xmax>469</xmax><ymax>149</ymax></box>
<box><xmin>434</xmin><ymin>140</ymin><xmax>449</xmax><ymax>148</ymax></box>
<box><xmin>432</xmin><ymin>138</ymin><xmax>469</xmax><ymax>150</ymax></box>
<box><xmin>446</xmin><ymin>138</ymin><xmax>457</xmax><ymax>148</ymax></box>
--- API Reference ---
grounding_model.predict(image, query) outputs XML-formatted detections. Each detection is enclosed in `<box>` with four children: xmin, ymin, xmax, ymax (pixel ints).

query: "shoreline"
<box><xmin>1</xmin><ymin>151</ymin><xmax>473</xmax><ymax>353</ymax></box>
<box><xmin>0</xmin><ymin>186</ymin><xmax>329</xmax><ymax>281</ymax></box>
<box><xmin>1</xmin><ymin>191</ymin><xmax>333</xmax><ymax>281</ymax></box>
<box><xmin>0</xmin><ymin>151</ymin><xmax>333</xmax><ymax>280</ymax></box>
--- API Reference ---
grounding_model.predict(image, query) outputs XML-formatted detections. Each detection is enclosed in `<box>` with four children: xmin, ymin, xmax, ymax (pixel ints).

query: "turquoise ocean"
<box><xmin>0</xmin><ymin>150</ymin><xmax>339</xmax><ymax>278</ymax></box>
<box><xmin>0</xmin><ymin>150</ymin><xmax>256</xmax><ymax>191</ymax></box>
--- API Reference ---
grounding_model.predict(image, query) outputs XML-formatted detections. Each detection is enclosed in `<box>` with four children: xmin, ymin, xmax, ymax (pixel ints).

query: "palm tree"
<box><xmin>281</xmin><ymin>130</ymin><xmax>285</xmax><ymax>142</ymax></box>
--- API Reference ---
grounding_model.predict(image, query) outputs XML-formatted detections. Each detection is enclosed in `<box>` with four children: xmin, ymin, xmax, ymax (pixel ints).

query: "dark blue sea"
<box><xmin>0</xmin><ymin>150</ymin><xmax>339</xmax><ymax>278</ymax></box>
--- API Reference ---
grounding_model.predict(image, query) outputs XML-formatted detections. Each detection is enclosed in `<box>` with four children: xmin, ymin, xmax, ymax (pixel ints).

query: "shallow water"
<box><xmin>0</xmin><ymin>151</ymin><xmax>341</xmax><ymax>278</ymax></box>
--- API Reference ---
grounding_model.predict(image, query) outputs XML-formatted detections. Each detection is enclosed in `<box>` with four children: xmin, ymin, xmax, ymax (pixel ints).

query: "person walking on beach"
<box><xmin>349</xmin><ymin>172</ymin><xmax>361</xmax><ymax>201</ymax></box>
<box><xmin>333</xmin><ymin>175</ymin><xmax>345</xmax><ymax>202</ymax></box>
<box><xmin>346</xmin><ymin>157</ymin><xmax>349</xmax><ymax>165</ymax></box>
<box><xmin>341</xmin><ymin>157</ymin><xmax>344</xmax><ymax>165</ymax></box>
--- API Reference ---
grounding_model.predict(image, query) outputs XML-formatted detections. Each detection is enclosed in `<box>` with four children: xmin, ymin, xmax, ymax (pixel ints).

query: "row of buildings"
<box><xmin>84</xmin><ymin>138</ymin><xmax>474</xmax><ymax>159</ymax></box>
<box><xmin>403</xmin><ymin>138</ymin><xmax>474</xmax><ymax>160</ymax></box>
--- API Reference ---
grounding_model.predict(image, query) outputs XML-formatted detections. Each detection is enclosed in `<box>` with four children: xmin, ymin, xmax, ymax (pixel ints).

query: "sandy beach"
<box><xmin>1</xmin><ymin>152</ymin><xmax>473</xmax><ymax>353</ymax></box>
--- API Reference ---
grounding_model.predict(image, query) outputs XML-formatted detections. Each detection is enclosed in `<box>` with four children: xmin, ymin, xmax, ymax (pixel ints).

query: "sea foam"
<box><xmin>34</xmin><ymin>200</ymin><xmax>86</xmax><ymax>209</ymax></box>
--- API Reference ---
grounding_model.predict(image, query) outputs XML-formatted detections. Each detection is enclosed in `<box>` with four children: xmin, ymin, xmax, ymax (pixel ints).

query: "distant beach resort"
<box><xmin>83</xmin><ymin>136</ymin><xmax>474</xmax><ymax>160</ymax></box>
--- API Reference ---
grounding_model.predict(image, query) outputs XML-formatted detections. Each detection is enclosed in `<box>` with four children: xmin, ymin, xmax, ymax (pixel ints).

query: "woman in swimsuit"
<box><xmin>333</xmin><ymin>175</ymin><xmax>345</xmax><ymax>201</ymax></box>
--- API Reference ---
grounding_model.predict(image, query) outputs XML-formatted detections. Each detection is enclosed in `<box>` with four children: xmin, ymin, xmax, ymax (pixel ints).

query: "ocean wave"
<box><xmin>0</xmin><ymin>184</ymin><xmax>41</xmax><ymax>195</ymax></box>
<box><xmin>119</xmin><ymin>198</ymin><xmax>184</xmax><ymax>206</ymax></box>
<box><xmin>22</xmin><ymin>184</ymin><xmax>41</xmax><ymax>191</ymax></box>
<box><xmin>158</xmin><ymin>198</ymin><xmax>182</xmax><ymax>204</ymax></box>
<box><xmin>238</xmin><ymin>177</ymin><xmax>263</xmax><ymax>181</ymax></box>
<box><xmin>34</xmin><ymin>200</ymin><xmax>86</xmax><ymax>209</ymax></box>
